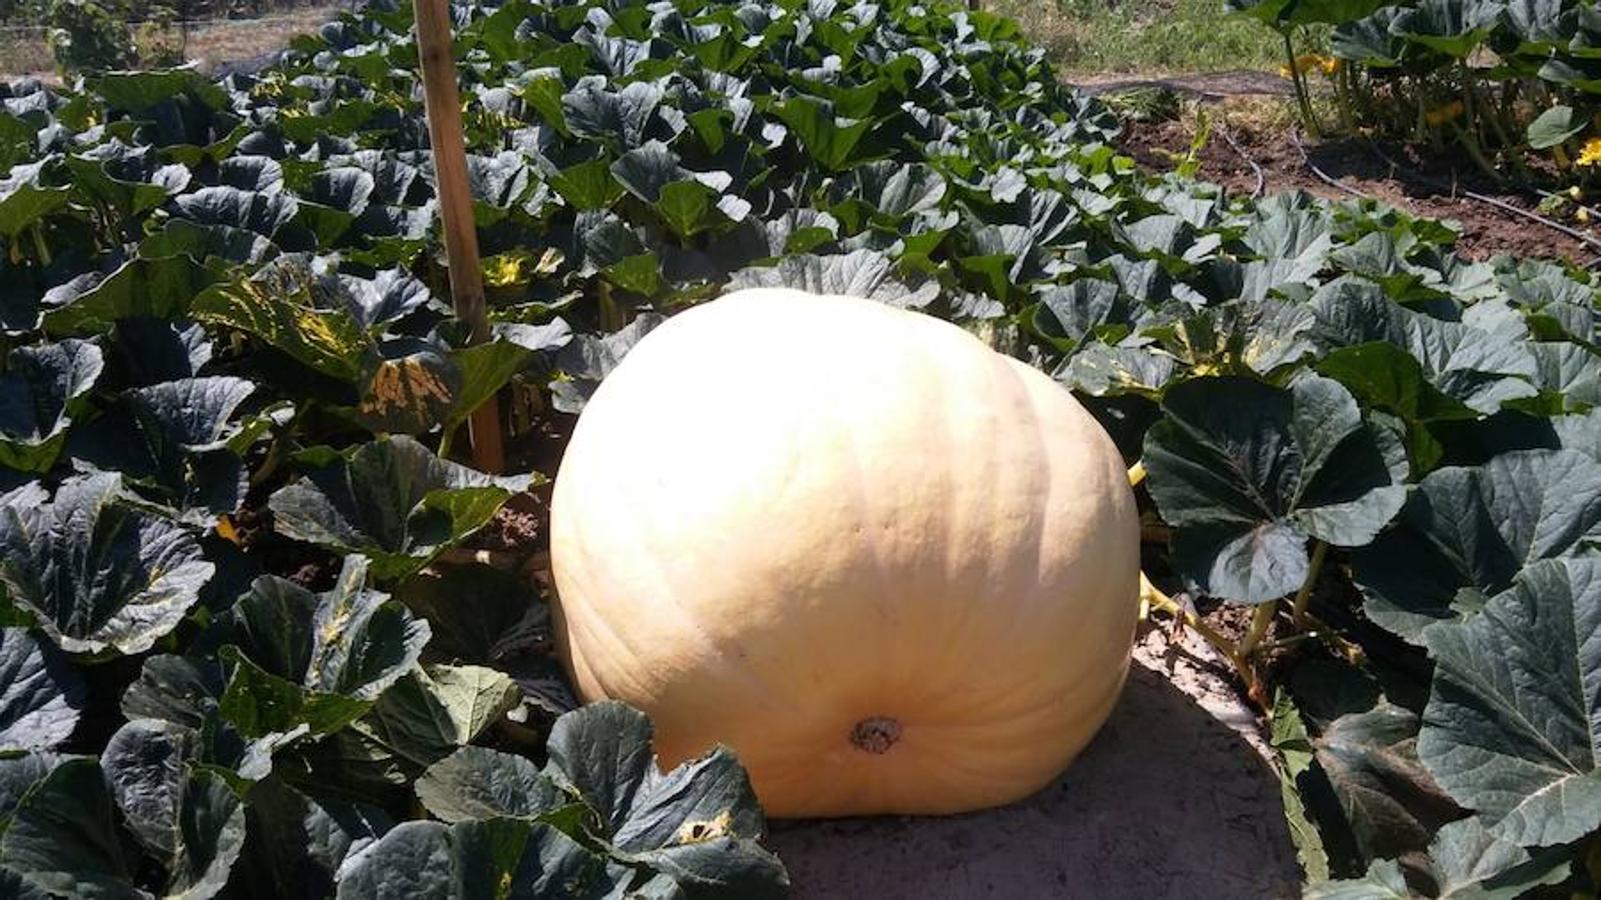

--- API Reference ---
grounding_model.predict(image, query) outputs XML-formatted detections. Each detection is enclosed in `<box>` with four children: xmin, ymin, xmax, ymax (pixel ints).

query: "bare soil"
<box><xmin>0</xmin><ymin>4</ymin><xmax>338</xmax><ymax>84</ymax></box>
<box><xmin>1117</xmin><ymin>115</ymin><xmax>1599</xmax><ymax>263</ymax></box>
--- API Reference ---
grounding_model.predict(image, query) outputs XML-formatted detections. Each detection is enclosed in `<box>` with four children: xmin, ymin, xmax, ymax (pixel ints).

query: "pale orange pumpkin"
<box><xmin>549</xmin><ymin>288</ymin><xmax>1140</xmax><ymax>818</ymax></box>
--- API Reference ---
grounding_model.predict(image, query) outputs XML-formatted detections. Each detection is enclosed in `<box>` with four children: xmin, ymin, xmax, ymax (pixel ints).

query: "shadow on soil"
<box><xmin>766</xmin><ymin>657</ymin><xmax>1300</xmax><ymax>900</ymax></box>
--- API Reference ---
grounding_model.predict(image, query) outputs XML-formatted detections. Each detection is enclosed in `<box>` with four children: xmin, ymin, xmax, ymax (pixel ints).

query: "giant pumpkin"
<box><xmin>549</xmin><ymin>288</ymin><xmax>1140</xmax><ymax>818</ymax></box>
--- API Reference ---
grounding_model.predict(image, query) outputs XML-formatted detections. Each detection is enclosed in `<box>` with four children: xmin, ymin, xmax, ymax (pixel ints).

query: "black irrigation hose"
<box><xmin>1281</xmin><ymin>128</ymin><xmax>1601</xmax><ymax>264</ymax></box>
<box><xmin>1361</xmin><ymin>139</ymin><xmax>1601</xmax><ymax>264</ymax></box>
<box><xmin>1217</xmin><ymin>123</ymin><xmax>1265</xmax><ymax>200</ymax></box>
<box><xmin>1289</xmin><ymin>129</ymin><xmax>1374</xmax><ymax>201</ymax></box>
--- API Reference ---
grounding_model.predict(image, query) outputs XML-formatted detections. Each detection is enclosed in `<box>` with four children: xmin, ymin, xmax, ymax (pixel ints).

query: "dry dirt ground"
<box><xmin>0</xmin><ymin>4</ymin><xmax>337</xmax><ymax>84</ymax></box>
<box><xmin>1082</xmin><ymin>73</ymin><xmax>1600</xmax><ymax>263</ymax></box>
<box><xmin>769</xmin><ymin>626</ymin><xmax>1300</xmax><ymax>900</ymax></box>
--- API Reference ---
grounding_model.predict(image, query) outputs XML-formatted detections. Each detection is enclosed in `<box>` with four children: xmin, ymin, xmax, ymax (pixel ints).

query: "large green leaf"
<box><xmin>1390</xmin><ymin>0</ymin><xmax>1505</xmax><ymax>57</ymax></box>
<box><xmin>337</xmin><ymin>664</ymin><xmax>522</xmax><ymax>778</ymax></box>
<box><xmin>414</xmin><ymin>746</ymin><xmax>566</xmax><ymax>825</ymax></box>
<box><xmin>1310</xmin><ymin>278</ymin><xmax>1539</xmax><ymax>416</ymax></box>
<box><xmin>726</xmin><ymin>250</ymin><xmax>939</xmax><ymax>311</ymax></box>
<box><xmin>1352</xmin><ymin>449</ymin><xmax>1601</xmax><ymax>641</ymax></box>
<box><xmin>334</xmin><ymin>818</ymin><xmax>625</xmax><ymax>898</ymax></box>
<box><xmin>191</xmin><ymin>261</ymin><xmax>378</xmax><ymax>385</ymax></box>
<box><xmin>0</xmin><ymin>758</ymin><xmax>140</xmax><ymax>899</ymax></box>
<box><xmin>0</xmin><ymin>474</ymin><xmax>214</xmax><ymax>655</ymax></box>
<box><xmin>228</xmin><ymin>778</ymin><xmax>391</xmax><ymax>900</ymax></box>
<box><xmin>1226</xmin><ymin>0</ymin><xmax>1389</xmax><ymax>27</ymax></box>
<box><xmin>1309</xmin><ymin>817</ymin><xmax>1572</xmax><ymax>898</ymax></box>
<box><xmin>100</xmin><ymin>721</ymin><xmax>246</xmax><ymax>899</ymax></box>
<box><xmin>546</xmin><ymin>702</ymin><xmax>788</xmax><ymax>897</ymax></box>
<box><xmin>70</xmin><ymin>376</ymin><xmax>256</xmax><ymax>522</ymax></box>
<box><xmin>0</xmin><ymin>339</ymin><xmax>102</xmax><ymax>474</ymax></box>
<box><xmin>267</xmin><ymin>436</ymin><xmax>532</xmax><ymax>580</ymax></box>
<box><xmin>1144</xmin><ymin>375</ymin><xmax>1409</xmax><ymax>602</ymax></box>
<box><xmin>1315</xmin><ymin>341</ymin><xmax>1478</xmax><ymax>472</ymax></box>
<box><xmin>770</xmin><ymin>95</ymin><xmax>874</xmax><ymax>171</ymax></box>
<box><xmin>1314</xmin><ymin>703</ymin><xmax>1462</xmax><ymax>866</ymax></box>
<box><xmin>0</xmin><ymin>161</ymin><xmax>71</xmax><ymax>240</ymax></box>
<box><xmin>217</xmin><ymin>555</ymin><xmax>430</xmax><ymax>728</ymax></box>
<box><xmin>0</xmin><ymin>627</ymin><xmax>83</xmax><ymax>752</ymax></box>
<box><xmin>1526</xmin><ymin>105</ymin><xmax>1586</xmax><ymax>150</ymax></box>
<box><xmin>42</xmin><ymin>257</ymin><xmax>227</xmax><ymax>338</ymax></box>
<box><xmin>1419</xmin><ymin>557</ymin><xmax>1601</xmax><ymax>847</ymax></box>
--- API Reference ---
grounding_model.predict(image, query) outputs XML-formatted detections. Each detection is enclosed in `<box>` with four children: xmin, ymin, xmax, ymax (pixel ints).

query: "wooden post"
<box><xmin>413</xmin><ymin>0</ymin><xmax>505</xmax><ymax>473</ymax></box>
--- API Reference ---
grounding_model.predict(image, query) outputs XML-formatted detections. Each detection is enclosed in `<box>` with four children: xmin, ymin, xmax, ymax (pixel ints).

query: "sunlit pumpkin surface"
<box><xmin>551</xmin><ymin>288</ymin><xmax>1140</xmax><ymax>818</ymax></box>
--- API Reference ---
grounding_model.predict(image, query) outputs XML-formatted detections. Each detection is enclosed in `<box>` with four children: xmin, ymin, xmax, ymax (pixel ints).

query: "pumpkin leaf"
<box><xmin>414</xmin><ymin>746</ymin><xmax>566</xmax><ymax>825</ymax></box>
<box><xmin>0</xmin><ymin>757</ymin><xmax>141</xmax><ymax>898</ymax></box>
<box><xmin>1419</xmin><ymin>556</ymin><xmax>1601</xmax><ymax>848</ymax></box>
<box><xmin>0</xmin><ymin>473</ymin><xmax>214</xmax><ymax>655</ymax></box>
<box><xmin>0</xmin><ymin>339</ymin><xmax>103</xmax><ymax>474</ymax></box>
<box><xmin>335</xmin><ymin>664</ymin><xmax>523</xmax><ymax>781</ymax></box>
<box><xmin>267</xmin><ymin>436</ymin><xmax>532</xmax><ymax>580</ymax></box>
<box><xmin>333</xmin><ymin>818</ymin><xmax>624</xmax><ymax>899</ymax></box>
<box><xmin>229</xmin><ymin>778</ymin><xmax>391</xmax><ymax>900</ymax></box>
<box><xmin>192</xmin><ymin>260</ymin><xmax>378</xmax><ymax>385</ymax></box>
<box><xmin>1352</xmin><ymin>449</ymin><xmax>1601</xmax><ymax>642</ymax></box>
<box><xmin>1144</xmin><ymin>374</ymin><xmax>1409</xmax><ymax>602</ymax></box>
<box><xmin>0</xmin><ymin>628</ymin><xmax>84</xmax><ymax>753</ymax></box>
<box><xmin>69</xmin><ymin>376</ymin><xmax>256</xmax><ymax>523</ymax></box>
<box><xmin>545</xmin><ymin>702</ymin><xmax>788</xmax><ymax>897</ymax></box>
<box><xmin>215</xmin><ymin>556</ymin><xmax>429</xmax><ymax>738</ymax></box>
<box><xmin>1314</xmin><ymin>703</ymin><xmax>1463</xmax><ymax>866</ymax></box>
<box><xmin>101</xmin><ymin>720</ymin><xmax>246</xmax><ymax>899</ymax></box>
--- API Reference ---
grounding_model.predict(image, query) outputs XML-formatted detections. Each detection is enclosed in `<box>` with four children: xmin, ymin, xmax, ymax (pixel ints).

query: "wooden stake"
<box><xmin>413</xmin><ymin>0</ymin><xmax>505</xmax><ymax>474</ymax></box>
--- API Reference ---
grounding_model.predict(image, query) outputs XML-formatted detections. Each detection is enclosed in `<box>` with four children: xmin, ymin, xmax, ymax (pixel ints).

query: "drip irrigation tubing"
<box><xmin>1288</xmin><ymin>129</ymin><xmax>1373</xmax><ymax>201</ymax></box>
<box><xmin>1217</xmin><ymin>122</ymin><xmax>1264</xmax><ymax>200</ymax></box>
<box><xmin>1362</xmin><ymin>138</ymin><xmax>1601</xmax><ymax>265</ymax></box>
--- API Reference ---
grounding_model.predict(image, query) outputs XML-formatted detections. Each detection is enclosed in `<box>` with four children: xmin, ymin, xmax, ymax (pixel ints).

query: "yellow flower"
<box><xmin>1424</xmin><ymin>100</ymin><xmax>1465</xmax><ymax>127</ymax></box>
<box><xmin>483</xmin><ymin>252</ymin><xmax>528</xmax><ymax>287</ymax></box>
<box><xmin>1578</xmin><ymin>137</ymin><xmax>1601</xmax><ymax>168</ymax></box>
<box><xmin>1280</xmin><ymin>53</ymin><xmax>1341</xmax><ymax>79</ymax></box>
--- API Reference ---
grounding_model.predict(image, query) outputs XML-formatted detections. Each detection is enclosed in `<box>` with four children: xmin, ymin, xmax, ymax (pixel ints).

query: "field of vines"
<box><xmin>2</xmin><ymin>0</ymin><xmax>1601</xmax><ymax>895</ymax></box>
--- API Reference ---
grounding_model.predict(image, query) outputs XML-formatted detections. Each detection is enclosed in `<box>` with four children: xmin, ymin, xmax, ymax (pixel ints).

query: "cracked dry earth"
<box><xmin>767</xmin><ymin>627</ymin><xmax>1300</xmax><ymax>899</ymax></box>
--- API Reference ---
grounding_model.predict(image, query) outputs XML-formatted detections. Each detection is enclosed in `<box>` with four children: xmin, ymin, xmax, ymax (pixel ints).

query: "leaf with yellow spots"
<box><xmin>213</xmin><ymin>555</ymin><xmax>429</xmax><ymax>739</ymax></box>
<box><xmin>355</xmin><ymin>349</ymin><xmax>461</xmax><ymax>435</ymax></box>
<box><xmin>192</xmin><ymin>260</ymin><xmax>377</xmax><ymax>384</ymax></box>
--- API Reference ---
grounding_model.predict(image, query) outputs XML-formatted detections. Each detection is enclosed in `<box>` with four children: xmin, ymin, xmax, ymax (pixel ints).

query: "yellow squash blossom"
<box><xmin>483</xmin><ymin>252</ymin><xmax>529</xmax><ymax>287</ymax></box>
<box><xmin>1279</xmin><ymin>53</ymin><xmax>1341</xmax><ymax>79</ymax></box>
<box><xmin>1578</xmin><ymin>137</ymin><xmax>1601</xmax><ymax>168</ymax></box>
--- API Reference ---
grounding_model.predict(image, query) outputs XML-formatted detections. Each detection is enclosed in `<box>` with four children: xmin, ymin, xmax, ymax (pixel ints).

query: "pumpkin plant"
<box><xmin>3</xmin><ymin>0</ymin><xmax>1601</xmax><ymax>895</ymax></box>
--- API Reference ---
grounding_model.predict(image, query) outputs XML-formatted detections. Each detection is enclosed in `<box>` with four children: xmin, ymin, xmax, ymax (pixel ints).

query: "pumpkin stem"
<box><xmin>1290</xmin><ymin>540</ymin><xmax>1328</xmax><ymax>628</ymax></box>
<box><xmin>850</xmin><ymin>717</ymin><xmax>902</xmax><ymax>753</ymax></box>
